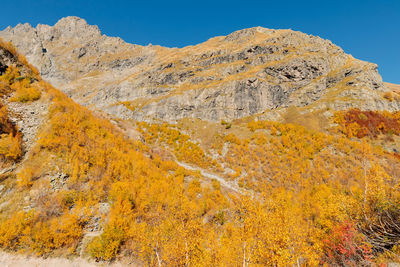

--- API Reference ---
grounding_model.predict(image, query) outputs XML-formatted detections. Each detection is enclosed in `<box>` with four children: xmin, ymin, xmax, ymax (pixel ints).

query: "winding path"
<box><xmin>175</xmin><ymin>161</ymin><xmax>243</xmax><ymax>194</ymax></box>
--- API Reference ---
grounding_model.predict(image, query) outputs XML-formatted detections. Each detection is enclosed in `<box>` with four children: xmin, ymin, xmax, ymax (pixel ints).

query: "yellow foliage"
<box><xmin>51</xmin><ymin>214</ymin><xmax>83</xmax><ymax>252</ymax></box>
<box><xmin>1</xmin><ymin>42</ymin><xmax>400</xmax><ymax>265</ymax></box>
<box><xmin>16</xmin><ymin>167</ymin><xmax>36</xmax><ymax>188</ymax></box>
<box><xmin>0</xmin><ymin>133</ymin><xmax>22</xmax><ymax>160</ymax></box>
<box><xmin>0</xmin><ymin>66</ymin><xmax>20</xmax><ymax>86</ymax></box>
<box><xmin>10</xmin><ymin>79</ymin><xmax>41</xmax><ymax>102</ymax></box>
<box><xmin>88</xmin><ymin>227</ymin><xmax>124</xmax><ymax>261</ymax></box>
<box><xmin>0</xmin><ymin>211</ymin><xmax>34</xmax><ymax>250</ymax></box>
<box><xmin>25</xmin><ymin>213</ymin><xmax>82</xmax><ymax>255</ymax></box>
<box><xmin>0</xmin><ymin>210</ymin><xmax>83</xmax><ymax>256</ymax></box>
<box><xmin>219</xmin><ymin>192</ymin><xmax>321</xmax><ymax>266</ymax></box>
<box><xmin>137</xmin><ymin>122</ymin><xmax>217</xmax><ymax>169</ymax></box>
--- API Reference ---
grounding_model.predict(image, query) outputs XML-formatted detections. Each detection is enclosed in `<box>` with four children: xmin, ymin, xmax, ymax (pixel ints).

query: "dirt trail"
<box><xmin>0</xmin><ymin>251</ymin><xmax>139</xmax><ymax>266</ymax></box>
<box><xmin>0</xmin><ymin>251</ymin><xmax>104</xmax><ymax>267</ymax></box>
<box><xmin>175</xmin><ymin>160</ymin><xmax>243</xmax><ymax>194</ymax></box>
<box><xmin>109</xmin><ymin>117</ymin><xmax>245</xmax><ymax>194</ymax></box>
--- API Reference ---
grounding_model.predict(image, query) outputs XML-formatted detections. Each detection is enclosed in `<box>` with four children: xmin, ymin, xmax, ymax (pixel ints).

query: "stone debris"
<box><xmin>6</xmin><ymin>97</ymin><xmax>49</xmax><ymax>152</ymax></box>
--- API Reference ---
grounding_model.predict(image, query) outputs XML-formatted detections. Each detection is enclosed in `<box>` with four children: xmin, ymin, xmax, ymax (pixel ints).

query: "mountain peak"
<box><xmin>13</xmin><ymin>22</ymin><xmax>34</xmax><ymax>32</ymax></box>
<box><xmin>52</xmin><ymin>16</ymin><xmax>101</xmax><ymax>39</ymax></box>
<box><xmin>224</xmin><ymin>26</ymin><xmax>275</xmax><ymax>41</ymax></box>
<box><xmin>56</xmin><ymin>16</ymin><xmax>87</xmax><ymax>24</ymax></box>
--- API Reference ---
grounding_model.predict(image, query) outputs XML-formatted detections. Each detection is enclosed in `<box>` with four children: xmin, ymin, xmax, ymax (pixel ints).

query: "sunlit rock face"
<box><xmin>2</xmin><ymin>17</ymin><xmax>399</xmax><ymax>122</ymax></box>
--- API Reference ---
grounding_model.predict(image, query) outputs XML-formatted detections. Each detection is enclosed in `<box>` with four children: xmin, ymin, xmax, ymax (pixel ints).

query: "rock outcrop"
<box><xmin>1</xmin><ymin>17</ymin><xmax>399</xmax><ymax>122</ymax></box>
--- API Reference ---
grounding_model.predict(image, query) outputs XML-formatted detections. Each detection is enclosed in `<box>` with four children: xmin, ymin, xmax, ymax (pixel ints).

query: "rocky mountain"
<box><xmin>2</xmin><ymin>17</ymin><xmax>400</xmax><ymax>266</ymax></box>
<box><xmin>1</xmin><ymin>16</ymin><xmax>399</xmax><ymax>122</ymax></box>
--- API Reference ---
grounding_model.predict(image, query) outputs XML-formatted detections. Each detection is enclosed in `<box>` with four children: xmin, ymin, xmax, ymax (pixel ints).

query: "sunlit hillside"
<box><xmin>1</xmin><ymin>33</ymin><xmax>400</xmax><ymax>267</ymax></box>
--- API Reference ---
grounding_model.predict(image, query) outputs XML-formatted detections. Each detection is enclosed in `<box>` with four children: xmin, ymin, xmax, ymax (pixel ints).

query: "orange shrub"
<box><xmin>334</xmin><ymin>109</ymin><xmax>400</xmax><ymax>138</ymax></box>
<box><xmin>0</xmin><ymin>211</ymin><xmax>34</xmax><ymax>250</ymax></box>
<box><xmin>137</xmin><ymin>122</ymin><xmax>215</xmax><ymax>168</ymax></box>
<box><xmin>0</xmin><ymin>106</ymin><xmax>16</xmax><ymax>135</ymax></box>
<box><xmin>10</xmin><ymin>78</ymin><xmax>41</xmax><ymax>102</ymax></box>
<box><xmin>0</xmin><ymin>133</ymin><xmax>22</xmax><ymax>160</ymax></box>
<box><xmin>322</xmin><ymin>221</ymin><xmax>372</xmax><ymax>266</ymax></box>
<box><xmin>0</xmin><ymin>66</ymin><xmax>21</xmax><ymax>86</ymax></box>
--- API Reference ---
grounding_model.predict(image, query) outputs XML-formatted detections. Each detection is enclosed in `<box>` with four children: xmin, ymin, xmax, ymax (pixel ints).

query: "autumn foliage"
<box><xmin>1</xmin><ymin>39</ymin><xmax>400</xmax><ymax>265</ymax></box>
<box><xmin>322</xmin><ymin>221</ymin><xmax>373</xmax><ymax>266</ymax></box>
<box><xmin>334</xmin><ymin>108</ymin><xmax>400</xmax><ymax>138</ymax></box>
<box><xmin>0</xmin><ymin>62</ymin><xmax>42</xmax><ymax>162</ymax></box>
<box><xmin>0</xmin><ymin>69</ymin><xmax>25</xmax><ymax>162</ymax></box>
<box><xmin>137</xmin><ymin>122</ymin><xmax>218</xmax><ymax>168</ymax></box>
<box><xmin>0</xmin><ymin>132</ymin><xmax>22</xmax><ymax>161</ymax></box>
<box><xmin>9</xmin><ymin>78</ymin><xmax>41</xmax><ymax>102</ymax></box>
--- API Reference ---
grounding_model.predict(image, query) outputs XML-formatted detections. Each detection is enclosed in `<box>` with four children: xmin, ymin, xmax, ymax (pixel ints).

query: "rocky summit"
<box><xmin>1</xmin><ymin>16</ymin><xmax>399</xmax><ymax>122</ymax></box>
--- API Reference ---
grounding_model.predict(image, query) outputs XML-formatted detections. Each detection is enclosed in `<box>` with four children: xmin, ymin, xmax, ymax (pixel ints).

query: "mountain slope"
<box><xmin>385</xmin><ymin>82</ymin><xmax>400</xmax><ymax>93</ymax></box>
<box><xmin>1</xmin><ymin>17</ymin><xmax>399</xmax><ymax>123</ymax></box>
<box><xmin>1</xmin><ymin>21</ymin><xmax>400</xmax><ymax>266</ymax></box>
<box><xmin>0</xmin><ymin>38</ymin><xmax>237</xmax><ymax>263</ymax></box>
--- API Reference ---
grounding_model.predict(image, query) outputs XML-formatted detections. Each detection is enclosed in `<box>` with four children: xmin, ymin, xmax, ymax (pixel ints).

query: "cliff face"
<box><xmin>1</xmin><ymin>17</ymin><xmax>399</xmax><ymax>122</ymax></box>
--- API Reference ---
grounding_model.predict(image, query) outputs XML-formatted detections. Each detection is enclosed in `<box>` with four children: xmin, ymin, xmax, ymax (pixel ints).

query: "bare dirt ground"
<box><xmin>175</xmin><ymin>160</ymin><xmax>243</xmax><ymax>194</ymax></box>
<box><xmin>0</xmin><ymin>251</ymin><xmax>128</xmax><ymax>267</ymax></box>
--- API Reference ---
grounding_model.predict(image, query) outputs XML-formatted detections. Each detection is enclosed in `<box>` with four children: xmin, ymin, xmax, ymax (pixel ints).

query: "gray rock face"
<box><xmin>1</xmin><ymin>17</ymin><xmax>399</xmax><ymax>122</ymax></box>
<box><xmin>6</xmin><ymin>97</ymin><xmax>49</xmax><ymax>151</ymax></box>
<box><xmin>0</xmin><ymin>48</ymin><xmax>16</xmax><ymax>74</ymax></box>
<box><xmin>0</xmin><ymin>45</ymin><xmax>32</xmax><ymax>75</ymax></box>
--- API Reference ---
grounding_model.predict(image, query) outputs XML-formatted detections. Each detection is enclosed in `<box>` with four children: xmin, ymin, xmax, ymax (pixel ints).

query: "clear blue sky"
<box><xmin>1</xmin><ymin>0</ymin><xmax>399</xmax><ymax>83</ymax></box>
